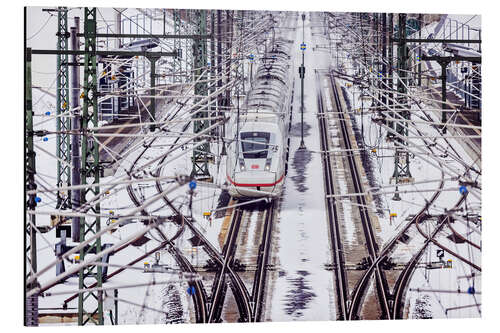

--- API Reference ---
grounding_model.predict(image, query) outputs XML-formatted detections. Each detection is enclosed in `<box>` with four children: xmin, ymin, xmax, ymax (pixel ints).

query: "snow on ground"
<box><xmin>28</xmin><ymin>9</ymin><xmax>481</xmax><ymax>325</ymax></box>
<box><xmin>267</xmin><ymin>12</ymin><xmax>336</xmax><ymax>322</ymax></box>
<box><xmin>332</xmin><ymin>12</ymin><xmax>481</xmax><ymax>319</ymax></box>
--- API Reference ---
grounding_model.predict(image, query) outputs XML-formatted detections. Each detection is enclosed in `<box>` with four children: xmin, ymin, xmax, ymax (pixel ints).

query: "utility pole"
<box><xmin>78</xmin><ymin>7</ymin><xmax>104</xmax><ymax>325</ymax></box>
<box><xmin>299</xmin><ymin>13</ymin><xmax>306</xmax><ymax>150</ymax></box>
<box><xmin>148</xmin><ymin>55</ymin><xmax>159</xmax><ymax>131</ymax></box>
<box><xmin>391</xmin><ymin>13</ymin><xmax>412</xmax><ymax>200</ymax></box>
<box><xmin>381</xmin><ymin>13</ymin><xmax>387</xmax><ymax>108</ymax></box>
<box><xmin>418</xmin><ymin>14</ymin><xmax>422</xmax><ymax>87</ymax></box>
<box><xmin>440</xmin><ymin>60</ymin><xmax>448</xmax><ymax>134</ymax></box>
<box><xmin>235</xmin><ymin>11</ymin><xmax>245</xmax><ymax>99</ymax></box>
<box><xmin>185</xmin><ymin>10</ymin><xmax>194</xmax><ymax>84</ymax></box>
<box><xmin>56</xmin><ymin>6</ymin><xmax>71</xmax><ymax>210</ymax></box>
<box><xmin>25</xmin><ymin>45</ymin><xmax>39</xmax><ymax>327</ymax></box>
<box><xmin>115</xmin><ymin>10</ymin><xmax>122</xmax><ymax>49</ymax></box>
<box><xmin>70</xmin><ymin>18</ymin><xmax>81</xmax><ymax>242</ymax></box>
<box><xmin>191</xmin><ymin>9</ymin><xmax>211</xmax><ymax>181</ymax></box>
<box><xmin>387</xmin><ymin>13</ymin><xmax>394</xmax><ymax>134</ymax></box>
<box><xmin>216</xmin><ymin>10</ymin><xmax>226</xmax><ymax>155</ymax></box>
<box><xmin>173</xmin><ymin>9</ymin><xmax>182</xmax><ymax>83</ymax></box>
<box><xmin>210</xmin><ymin>11</ymin><xmax>216</xmax><ymax>133</ymax></box>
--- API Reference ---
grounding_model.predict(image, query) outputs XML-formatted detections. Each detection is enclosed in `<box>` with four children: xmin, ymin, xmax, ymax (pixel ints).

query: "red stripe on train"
<box><xmin>226</xmin><ymin>173</ymin><xmax>285</xmax><ymax>187</ymax></box>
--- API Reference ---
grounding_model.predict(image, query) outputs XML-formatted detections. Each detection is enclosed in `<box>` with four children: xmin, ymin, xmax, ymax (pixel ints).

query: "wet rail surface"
<box><xmin>316</xmin><ymin>70</ymin><xmax>349</xmax><ymax>319</ymax></box>
<box><xmin>207</xmin><ymin>200</ymin><xmax>276</xmax><ymax>323</ymax></box>
<box><xmin>318</xmin><ymin>70</ymin><xmax>449</xmax><ymax>320</ymax></box>
<box><xmin>324</xmin><ymin>71</ymin><xmax>473</xmax><ymax>320</ymax></box>
<box><xmin>207</xmin><ymin>205</ymin><xmax>251</xmax><ymax>323</ymax></box>
<box><xmin>251</xmin><ymin>201</ymin><xmax>276</xmax><ymax>321</ymax></box>
<box><xmin>325</xmin><ymin>72</ymin><xmax>391</xmax><ymax>319</ymax></box>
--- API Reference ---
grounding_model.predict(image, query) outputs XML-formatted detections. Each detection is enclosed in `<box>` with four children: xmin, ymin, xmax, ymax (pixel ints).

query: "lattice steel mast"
<box><xmin>25</xmin><ymin>45</ymin><xmax>39</xmax><ymax>327</ymax></box>
<box><xmin>191</xmin><ymin>9</ymin><xmax>212</xmax><ymax>180</ymax></box>
<box><xmin>56</xmin><ymin>6</ymin><xmax>71</xmax><ymax>209</ymax></box>
<box><xmin>391</xmin><ymin>13</ymin><xmax>412</xmax><ymax>200</ymax></box>
<box><xmin>78</xmin><ymin>7</ymin><xmax>104</xmax><ymax>325</ymax></box>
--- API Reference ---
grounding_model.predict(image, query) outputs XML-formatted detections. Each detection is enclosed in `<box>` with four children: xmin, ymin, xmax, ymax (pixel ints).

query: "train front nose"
<box><xmin>228</xmin><ymin>130</ymin><xmax>280</xmax><ymax>197</ymax></box>
<box><xmin>228</xmin><ymin>170</ymin><xmax>277</xmax><ymax>197</ymax></box>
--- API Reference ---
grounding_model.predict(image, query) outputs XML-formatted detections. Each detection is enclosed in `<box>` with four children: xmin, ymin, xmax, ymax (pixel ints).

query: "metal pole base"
<box><xmin>221</xmin><ymin>142</ymin><xmax>227</xmax><ymax>156</ymax></box>
<box><xmin>392</xmin><ymin>192</ymin><xmax>402</xmax><ymax>201</ymax></box>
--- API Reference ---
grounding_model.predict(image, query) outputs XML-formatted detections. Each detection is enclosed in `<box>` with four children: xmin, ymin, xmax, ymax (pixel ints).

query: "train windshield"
<box><xmin>240</xmin><ymin>132</ymin><xmax>270</xmax><ymax>159</ymax></box>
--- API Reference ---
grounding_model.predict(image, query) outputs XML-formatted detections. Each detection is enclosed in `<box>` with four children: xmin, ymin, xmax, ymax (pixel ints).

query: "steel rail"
<box><xmin>155</xmin><ymin>188</ymin><xmax>253</xmax><ymax>322</ymax></box>
<box><xmin>329</xmin><ymin>73</ymin><xmax>392</xmax><ymax>319</ymax></box>
<box><xmin>152</xmin><ymin>123</ymin><xmax>253</xmax><ymax>322</ymax></box>
<box><xmin>316</xmin><ymin>71</ymin><xmax>349</xmax><ymax>319</ymax></box>
<box><xmin>251</xmin><ymin>201</ymin><xmax>275</xmax><ymax>322</ymax></box>
<box><xmin>207</xmin><ymin>206</ymin><xmax>251</xmax><ymax>322</ymax></box>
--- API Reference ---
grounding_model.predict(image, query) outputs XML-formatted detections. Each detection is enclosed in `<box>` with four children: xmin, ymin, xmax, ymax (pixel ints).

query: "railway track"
<box><xmin>326</xmin><ymin>72</ymin><xmax>392</xmax><ymax>319</ymax></box>
<box><xmin>153</xmin><ymin>145</ymin><xmax>253</xmax><ymax>323</ymax></box>
<box><xmin>207</xmin><ymin>205</ymin><xmax>251</xmax><ymax>323</ymax></box>
<box><xmin>326</xmin><ymin>69</ymin><xmax>477</xmax><ymax>319</ymax></box>
<box><xmin>206</xmin><ymin>200</ymin><xmax>276</xmax><ymax>323</ymax></box>
<box><xmin>251</xmin><ymin>201</ymin><xmax>276</xmax><ymax>322</ymax></box>
<box><xmin>323</xmin><ymin>70</ymin><xmax>474</xmax><ymax>320</ymax></box>
<box><xmin>316</xmin><ymin>70</ymin><xmax>349</xmax><ymax>320</ymax></box>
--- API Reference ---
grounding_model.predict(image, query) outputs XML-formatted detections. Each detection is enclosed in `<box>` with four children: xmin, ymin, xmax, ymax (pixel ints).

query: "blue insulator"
<box><xmin>459</xmin><ymin>185</ymin><xmax>468</xmax><ymax>194</ymax></box>
<box><xmin>187</xmin><ymin>286</ymin><xmax>196</xmax><ymax>295</ymax></box>
<box><xmin>189</xmin><ymin>180</ymin><xmax>197</xmax><ymax>190</ymax></box>
<box><xmin>35</xmin><ymin>196</ymin><xmax>42</xmax><ymax>203</ymax></box>
<box><xmin>45</xmin><ymin>111</ymin><xmax>51</xmax><ymax>116</ymax></box>
<box><xmin>467</xmin><ymin>286</ymin><xmax>475</xmax><ymax>294</ymax></box>
<box><xmin>43</xmin><ymin>137</ymin><xmax>48</xmax><ymax>142</ymax></box>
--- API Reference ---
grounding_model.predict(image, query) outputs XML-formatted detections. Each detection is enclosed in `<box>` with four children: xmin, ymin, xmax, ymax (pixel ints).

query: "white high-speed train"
<box><xmin>226</xmin><ymin>16</ymin><xmax>295</xmax><ymax>198</ymax></box>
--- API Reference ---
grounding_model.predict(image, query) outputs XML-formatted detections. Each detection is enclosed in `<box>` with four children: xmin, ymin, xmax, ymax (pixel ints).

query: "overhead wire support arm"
<box><xmin>75</xmin><ymin>33</ymin><xmax>213</xmax><ymax>39</ymax></box>
<box><xmin>31</xmin><ymin>49</ymin><xmax>178</xmax><ymax>57</ymax></box>
<box><xmin>390</xmin><ymin>38</ymin><xmax>481</xmax><ymax>43</ymax></box>
<box><xmin>420</xmin><ymin>55</ymin><xmax>481</xmax><ymax>63</ymax></box>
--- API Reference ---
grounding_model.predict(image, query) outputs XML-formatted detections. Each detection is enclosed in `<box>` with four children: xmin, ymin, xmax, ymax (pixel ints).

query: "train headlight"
<box><xmin>239</xmin><ymin>158</ymin><xmax>246</xmax><ymax>171</ymax></box>
<box><xmin>265</xmin><ymin>158</ymin><xmax>272</xmax><ymax>171</ymax></box>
